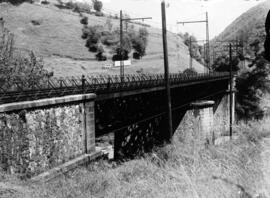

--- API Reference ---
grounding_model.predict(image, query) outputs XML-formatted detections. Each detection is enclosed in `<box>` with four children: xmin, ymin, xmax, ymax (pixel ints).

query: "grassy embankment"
<box><xmin>0</xmin><ymin>2</ymin><xmax>204</xmax><ymax>77</ymax></box>
<box><xmin>1</xmin><ymin>119</ymin><xmax>269</xmax><ymax>198</ymax></box>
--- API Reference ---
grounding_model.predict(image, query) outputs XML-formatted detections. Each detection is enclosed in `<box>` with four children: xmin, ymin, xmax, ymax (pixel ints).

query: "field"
<box><xmin>0</xmin><ymin>2</ymin><xmax>204</xmax><ymax>77</ymax></box>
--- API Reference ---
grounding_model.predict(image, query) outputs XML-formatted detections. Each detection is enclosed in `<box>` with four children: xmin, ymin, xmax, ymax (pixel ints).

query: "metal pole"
<box><xmin>82</xmin><ymin>75</ymin><xmax>86</xmax><ymax>94</ymax></box>
<box><xmin>189</xmin><ymin>36</ymin><xmax>192</xmax><ymax>69</ymax></box>
<box><xmin>203</xmin><ymin>43</ymin><xmax>206</xmax><ymax>70</ymax></box>
<box><xmin>229</xmin><ymin>43</ymin><xmax>233</xmax><ymax>139</ymax></box>
<box><xmin>161</xmin><ymin>1</ymin><xmax>173</xmax><ymax>142</ymax></box>
<box><xmin>120</xmin><ymin>10</ymin><xmax>124</xmax><ymax>83</ymax></box>
<box><xmin>206</xmin><ymin>12</ymin><xmax>210</xmax><ymax>72</ymax></box>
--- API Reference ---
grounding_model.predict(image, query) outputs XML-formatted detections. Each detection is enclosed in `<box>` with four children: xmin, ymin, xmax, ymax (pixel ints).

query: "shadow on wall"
<box><xmin>114</xmin><ymin>108</ymin><xmax>188</xmax><ymax>160</ymax></box>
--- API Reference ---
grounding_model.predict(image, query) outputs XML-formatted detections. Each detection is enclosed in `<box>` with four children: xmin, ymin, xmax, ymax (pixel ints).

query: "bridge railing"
<box><xmin>0</xmin><ymin>72</ymin><xmax>230</xmax><ymax>104</ymax></box>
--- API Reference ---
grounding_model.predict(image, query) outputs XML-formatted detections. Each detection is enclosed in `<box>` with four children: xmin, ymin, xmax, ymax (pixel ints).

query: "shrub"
<box><xmin>131</xmin><ymin>28</ymin><xmax>149</xmax><ymax>59</ymax></box>
<box><xmin>82</xmin><ymin>25</ymin><xmax>102</xmax><ymax>52</ymax></box>
<box><xmin>112</xmin><ymin>47</ymin><xmax>129</xmax><ymax>61</ymax></box>
<box><xmin>182</xmin><ymin>68</ymin><xmax>197</xmax><ymax>76</ymax></box>
<box><xmin>31</xmin><ymin>20</ymin><xmax>41</xmax><ymax>26</ymax></box>
<box><xmin>80</xmin><ymin>16</ymin><xmax>88</xmax><ymax>25</ymax></box>
<box><xmin>133</xmin><ymin>52</ymin><xmax>140</xmax><ymax>59</ymax></box>
<box><xmin>95</xmin><ymin>45</ymin><xmax>107</xmax><ymax>61</ymax></box>
<box><xmin>92</xmin><ymin>0</ymin><xmax>103</xmax><ymax>12</ymax></box>
<box><xmin>41</xmin><ymin>0</ymin><xmax>49</xmax><ymax>5</ymax></box>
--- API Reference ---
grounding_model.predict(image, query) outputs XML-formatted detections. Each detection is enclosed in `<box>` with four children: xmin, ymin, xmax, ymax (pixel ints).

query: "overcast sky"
<box><xmin>97</xmin><ymin>0</ymin><xmax>266</xmax><ymax>40</ymax></box>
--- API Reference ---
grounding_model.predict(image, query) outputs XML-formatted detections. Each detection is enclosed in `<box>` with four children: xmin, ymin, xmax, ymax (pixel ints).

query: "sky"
<box><xmin>94</xmin><ymin>0</ymin><xmax>266</xmax><ymax>40</ymax></box>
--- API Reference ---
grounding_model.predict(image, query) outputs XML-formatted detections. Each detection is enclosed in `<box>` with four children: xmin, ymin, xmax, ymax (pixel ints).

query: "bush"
<box><xmin>131</xmin><ymin>28</ymin><xmax>149</xmax><ymax>59</ymax></box>
<box><xmin>92</xmin><ymin>0</ymin><xmax>103</xmax><ymax>12</ymax></box>
<box><xmin>41</xmin><ymin>0</ymin><xmax>49</xmax><ymax>5</ymax></box>
<box><xmin>31</xmin><ymin>20</ymin><xmax>41</xmax><ymax>26</ymax></box>
<box><xmin>96</xmin><ymin>47</ymin><xmax>107</xmax><ymax>61</ymax></box>
<box><xmin>80</xmin><ymin>16</ymin><xmax>88</xmax><ymax>25</ymax></box>
<box><xmin>82</xmin><ymin>26</ymin><xmax>102</xmax><ymax>52</ymax></box>
<box><xmin>133</xmin><ymin>52</ymin><xmax>140</xmax><ymax>59</ymax></box>
<box><xmin>182</xmin><ymin>68</ymin><xmax>197</xmax><ymax>76</ymax></box>
<box><xmin>112</xmin><ymin>47</ymin><xmax>129</xmax><ymax>61</ymax></box>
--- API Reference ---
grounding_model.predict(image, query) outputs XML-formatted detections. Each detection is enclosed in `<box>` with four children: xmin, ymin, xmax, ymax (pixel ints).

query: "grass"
<box><xmin>0</xmin><ymin>119</ymin><xmax>268</xmax><ymax>198</ymax></box>
<box><xmin>0</xmin><ymin>2</ymin><xmax>204</xmax><ymax>77</ymax></box>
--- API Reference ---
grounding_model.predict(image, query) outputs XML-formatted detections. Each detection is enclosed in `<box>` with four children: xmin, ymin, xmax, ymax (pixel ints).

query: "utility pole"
<box><xmin>177</xmin><ymin>12</ymin><xmax>210</xmax><ymax>72</ymax></box>
<box><xmin>120</xmin><ymin>10</ymin><xmax>124</xmax><ymax>82</ymax></box>
<box><xmin>206</xmin><ymin>12</ymin><xmax>210</xmax><ymax>71</ymax></box>
<box><xmin>189</xmin><ymin>36</ymin><xmax>193</xmax><ymax>69</ymax></box>
<box><xmin>229</xmin><ymin>43</ymin><xmax>233</xmax><ymax>140</ymax></box>
<box><xmin>119</xmin><ymin>10</ymin><xmax>152</xmax><ymax>82</ymax></box>
<box><xmin>161</xmin><ymin>0</ymin><xmax>173</xmax><ymax>142</ymax></box>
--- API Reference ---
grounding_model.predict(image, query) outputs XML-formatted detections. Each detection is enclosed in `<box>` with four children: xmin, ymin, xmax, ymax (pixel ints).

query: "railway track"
<box><xmin>0</xmin><ymin>72</ymin><xmax>230</xmax><ymax>104</ymax></box>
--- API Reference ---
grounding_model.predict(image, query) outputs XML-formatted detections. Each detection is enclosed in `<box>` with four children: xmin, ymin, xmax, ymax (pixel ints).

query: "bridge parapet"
<box><xmin>0</xmin><ymin>94</ymin><xmax>98</xmax><ymax>178</ymax></box>
<box><xmin>0</xmin><ymin>72</ymin><xmax>230</xmax><ymax>104</ymax></box>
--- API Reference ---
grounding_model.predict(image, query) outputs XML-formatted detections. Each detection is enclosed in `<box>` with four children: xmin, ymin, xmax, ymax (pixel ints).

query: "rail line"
<box><xmin>0</xmin><ymin>72</ymin><xmax>230</xmax><ymax>104</ymax></box>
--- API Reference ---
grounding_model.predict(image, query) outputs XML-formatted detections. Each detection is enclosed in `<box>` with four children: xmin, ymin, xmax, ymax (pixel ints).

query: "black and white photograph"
<box><xmin>0</xmin><ymin>0</ymin><xmax>270</xmax><ymax>197</ymax></box>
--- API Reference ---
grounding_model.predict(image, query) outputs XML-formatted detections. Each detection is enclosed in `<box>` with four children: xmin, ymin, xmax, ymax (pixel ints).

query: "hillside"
<box><xmin>0</xmin><ymin>2</ymin><xmax>204</xmax><ymax>76</ymax></box>
<box><xmin>212</xmin><ymin>0</ymin><xmax>270</xmax><ymax>56</ymax></box>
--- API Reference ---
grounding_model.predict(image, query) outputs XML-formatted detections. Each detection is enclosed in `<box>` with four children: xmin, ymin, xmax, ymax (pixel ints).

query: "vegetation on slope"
<box><xmin>0</xmin><ymin>1</ymin><xmax>204</xmax><ymax>76</ymax></box>
<box><xmin>0</xmin><ymin>25</ymin><xmax>52</xmax><ymax>89</ymax></box>
<box><xmin>212</xmin><ymin>0</ymin><xmax>270</xmax><ymax>58</ymax></box>
<box><xmin>211</xmin><ymin>1</ymin><xmax>270</xmax><ymax>121</ymax></box>
<box><xmin>80</xmin><ymin>15</ymin><xmax>149</xmax><ymax>61</ymax></box>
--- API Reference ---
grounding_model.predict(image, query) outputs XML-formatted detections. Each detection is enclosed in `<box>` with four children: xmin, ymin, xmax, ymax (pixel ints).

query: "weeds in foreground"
<box><xmin>25</xmin><ymin>120</ymin><xmax>267</xmax><ymax>198</ymax></box>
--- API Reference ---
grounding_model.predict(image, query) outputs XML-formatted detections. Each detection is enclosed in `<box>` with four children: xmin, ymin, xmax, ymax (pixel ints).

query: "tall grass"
<box><xmin>24</xmin><ymin>120</ymin><xmax>268</xmax><ymax>198</ymax></box>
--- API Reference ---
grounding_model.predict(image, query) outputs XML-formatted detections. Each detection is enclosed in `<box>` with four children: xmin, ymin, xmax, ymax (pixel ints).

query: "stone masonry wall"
<box><xmin>213</xmin><ymin>94</ymin><xmax>230</xmax><ymax>137</ymax></box>
<box><xmin>175</xmin><ymin>94</ymin><xmax>232</xmax><ymax>146</ymax></box>
<box><xmin>0</xmin><ymin>94</ymin><xmax>95</xmax><ymax>177</ymax></box>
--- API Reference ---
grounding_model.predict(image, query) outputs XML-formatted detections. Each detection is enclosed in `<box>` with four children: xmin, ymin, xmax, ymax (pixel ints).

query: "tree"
<box><xmin>236</xmin><ymin>40</ymin><xmax>270</xmax><ymax>120</ymax></box>
<box><xmin>131</xmin><ymin>28</ymin><xmax>149</xmax><ymax>59</ymax></box>
<box><xmin>182</xmin><ymin>32</ymin><xmax>203</xmax><ymax>64</ymax></box>
<box><xmin>80</xmin><ymin>16</ymin><xmax>88</xmax><ymax>25</ymax></box>
<box><xmin>212</xmin><ymin>55</ymin><xmax>240</xmax><ymax>72</ymax></box>
<box><xmin>82</xmin><ymin>25</ymin><xmax>102</xmax><ymax>52</ymax></box>
<box><xmin>212</xmin><ymin>39</ymin><xmax>270</xmax><ymax>120</ymax></box>
<box><xmin>95</xmin><ymin>45</ymin><xmax>107</xmax><ymax>61</ymax></box>
<box><xmin>92</xmin><ymin>0</ymin><xmax>103</xmax><ymax>12</ymax></box>
<box><xmin>112</xmin><ymin>35</ymin><xmax>132</xmax><ymax>61</ymax></box>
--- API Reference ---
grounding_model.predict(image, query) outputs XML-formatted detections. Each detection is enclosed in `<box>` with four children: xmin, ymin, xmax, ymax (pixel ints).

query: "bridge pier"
<box><xmin>190</xmin><ymin>100</ymin><xmax>215</xmax><ymax>146</ymax></box>
<box><xmin>175</xmin><ymin>93</ymin><xmax>235</xmax><ymax>147</ymax></box>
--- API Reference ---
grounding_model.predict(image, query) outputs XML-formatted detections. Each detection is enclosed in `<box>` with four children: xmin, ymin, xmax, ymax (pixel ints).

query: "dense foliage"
<box><xmin>236</xmin><ymin>40</ymin><xmax>270</xmax><ymax>120</ymax></box>
<box><xmin>92</xmin><ymin>0</ymin><xmax>103</xmax><ymax>12</ymax></box>
<box><xmin>212</xmin><ymin>39</ymin><xmax>270</xmax><ymax>121</ymax></box>
<box><xmin>80</xmin><ymin>16</ymin><xmax>149</xmax><ymax>62</ymax></box>
<box><xmin>181</xmin><ymin>32</ymin><xmax>203</xmax><ymax>64</ymax></box>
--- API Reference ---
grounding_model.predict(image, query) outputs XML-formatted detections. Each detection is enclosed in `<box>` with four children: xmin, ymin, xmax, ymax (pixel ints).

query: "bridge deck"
<box><xmin>0</xmin><ymin>72</ymin><xmax>230</xmax><ymax>104</ymax></box>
